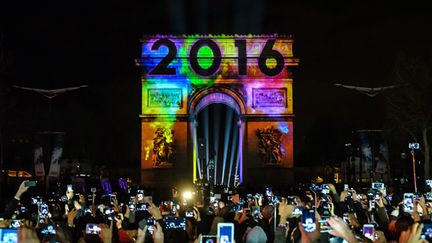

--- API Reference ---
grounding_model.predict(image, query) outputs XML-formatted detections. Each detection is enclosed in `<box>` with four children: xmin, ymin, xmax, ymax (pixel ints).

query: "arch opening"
<box><xmin>196</xmin><ymin>103</ymin><xmax>240</xmax><ymax>186</ymax></box>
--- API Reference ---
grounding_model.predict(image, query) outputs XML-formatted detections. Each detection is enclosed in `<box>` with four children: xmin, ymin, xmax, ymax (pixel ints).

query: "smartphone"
<box><xmin>9</xmin><ymin>220</ymin><xmax>21</xmax><ymax>229</ymax></box>
<box><xmin>363</xmin><ymin>224</ymin><xmax>375</xmax><ymax>240</ymax></box>
<box><xmin>25</xmin><ymin>181</ymin><xmax>37</xmax><ymax>187</ymax></box>
<box><xmin>201</xmin><ymin>234</ymin><xmax>217</xmax><ymax>243</ymax></box>
<box><xmin>217</xmin><ymin>223</ymin><xmax>234</xmax><ymax>243</ymax></box>
<box><xmin>321</xmin><ymin>185</ymin><xmax>330</xmax><ymax>194</ymax></box>
<box><xmin>344</xmin><ymin>184</ymin><xmax>349</xmax><ymax>191</ymax></box>
<box><xmin>375</xmin><ymin>193</ymin><xmax>381</xmax><ymax>200</ymax></box>
<box><xmin>369</xmin><ymin>200</ymin><xmax>375</xmax><ymax>210</ymax></box>
<box><xmin>104</xmin><ymin>208</ymin><xmax>114</xmax><ymax>220</ymax></box>
<box><xmin>147</xmin><ymin>218</ymin><xmax>155</xmax><ymax>233</ymax></box>
<box><xmin>291</xmin><ymin>206</ymin><xmax>303</xmax><ymax>216</ymax></box>
<box><xmin>372</xmin><ymin>182</ymin><xmax>384</xmax><ymax>190</ymax></box>
<box><xmin>185</xmin><ymin>209</ymin><xmax>194</xmax><ymax>217</ymax></box>
<box><xmin>39</xmin><ymin>203</ymin><xmax>49</xmax><ymax>219</ymax></box>
<box><xmin>404</xmin><ymin>193</ymin><xmax>415</xmax><ymax>213</ymax></box>
<box><xmin>86</xmin><ymin>223</ymin><xmax>101</xmax><ymax>235</ymax></box>
<box><xmin>104</xmin><ymin>207</ymin><xmax>113</xmax><ymax>215</ymax></box>
<box><xmin>40</xmin><ymin>224</ymin><xmax>56</xmax><ymax>235</ymax></box>
<box><xmin>31</xmin><ymin>196</ymin><xmax>42</xmax><ymax>205</ymax></box>
<box><xmin>265</xmin><ymin>187</ymin><xmax>273</xmax><ymax>197</ymax></box>
<box><xmin>0</xmin><ymin>228</ymin><xmax>18</xmax><ymax>242</ymax></box>
<box><xmin>231</xmin><ymin>204</ymin><xmax>242</xmax><ymax>213</ymax></box>
<box><xmin>302</xmin><ymin>208</ymin><xmax>316</xmax><ymax>232</ymax></box>
<box><xmin>287</xmin><ymin>196</ymin><xmax>297</xmax><ymax>205</ymax></box>
<box><xmin>421</xmin><ymin>224</ymin><xmax>432</xmax><ymax>240</ymax></box>
<box><xmin>19</xmin><ymin>206</ymin><xmax>28</xmax><ymax>213</ymax></box>
<box><xmin>110</xmin><ymin>194</ymin><xmax>117</xmax><ymax>205</ymax></box>
<box><xmin>319</xmin><ymin>219</ymin><xmax>331</xmax><ymax>233</ymax></box>
<box><xmin>343</xmin><ymin>213</ymin><xmax>350</xmax><ymax>225</ymax></box>
<box><xmin>67</xmin><ymin>184</ymin><xmax>73</xmax><ymax>192</ymax></box>
<box><xmin>164</xmin><ymin>217</ymin><xmax>186</xmax><ymax>230</ymax></box>
<box><xmin>137</xmin><ymin>190</ymin><xmax>144</xmax><ymax>201</ymax></box>
<box><xmin>136</xmin><ymin>203</ymin><xmax>148</xmax><ymax>211</ymax></box>
<box><xmin>253</xmin><ymin>206</ymin><xmax>260</xmax><ymax>220</ymax></box>
<box><xmin>244</xmin><ymin>207</ymin><xmax>251</xmax><ymax>217</ymax></box>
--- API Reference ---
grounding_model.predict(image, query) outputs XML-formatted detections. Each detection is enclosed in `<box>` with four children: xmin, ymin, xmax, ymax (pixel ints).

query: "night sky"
<box><xmin>1</xmin><ymin>1</ymin><xmax>431</xmax><ymax>171</ymax></box>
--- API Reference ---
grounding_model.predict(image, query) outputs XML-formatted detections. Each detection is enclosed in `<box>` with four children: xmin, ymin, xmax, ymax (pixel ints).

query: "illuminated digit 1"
<box><xmin>235</xmin><ymin>39</ymin><xmax>247</xmax><ymax>75</ymax></box>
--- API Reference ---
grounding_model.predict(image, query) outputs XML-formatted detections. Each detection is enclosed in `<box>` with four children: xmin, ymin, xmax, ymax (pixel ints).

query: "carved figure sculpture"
<box><xmin>152</xmin><ymin>127</ymin><xmax>176</xmax><ymax>167</ymax></box>
<box><xmin>256</xmin><ymin>126</ymin><xmax>284</xmax><ymax>164</ymax></box>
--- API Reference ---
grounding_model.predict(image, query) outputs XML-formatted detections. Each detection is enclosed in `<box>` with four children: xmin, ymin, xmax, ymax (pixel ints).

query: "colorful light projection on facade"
<box><xmin>137</xmin><ymin>34</ymin><xmax>298</xmax><ymax>184</ymax></box>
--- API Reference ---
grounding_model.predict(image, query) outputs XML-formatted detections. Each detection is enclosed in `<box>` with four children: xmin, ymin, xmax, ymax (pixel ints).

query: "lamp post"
<box><xmin>411</xmin><ymin>149</ymin><xmax>417</xmax><ymax>193</ymax></box>
<box><xmin>409</xmin><ymin>142</ymin><xmax>420</xmax><ymax>193</ymax></box>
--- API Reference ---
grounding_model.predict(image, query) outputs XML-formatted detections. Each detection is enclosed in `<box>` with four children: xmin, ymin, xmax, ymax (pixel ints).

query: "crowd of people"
<box><xmin>1</xmin><ymin>176</ymin><xmax>432</xmax><ymax>242</ymax></box>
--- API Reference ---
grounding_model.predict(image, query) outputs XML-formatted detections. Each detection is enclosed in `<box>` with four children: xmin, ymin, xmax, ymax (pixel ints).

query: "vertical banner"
<box><xmin>33</xmin><ymin>146</ymin><xmax>45</xmax><ymax>177</ymax></box>
<box><xmin>48</xmin><ymin>133</ymin><xmax>64</xmax><ymax>177</ymax></box>
<box><xmin>357</xmin><ymin>131</ymin><xmax>373</xmax><ymax>180</ymax></box>
<box><xmin>356</xmin><ymin>130</ymin><xmax>390</xmax><ymax>182</ymax></box>
<box><xmin>375</xmin><ymin>141</ymin><xmax>389</xmax><ymax>174</ymax></box>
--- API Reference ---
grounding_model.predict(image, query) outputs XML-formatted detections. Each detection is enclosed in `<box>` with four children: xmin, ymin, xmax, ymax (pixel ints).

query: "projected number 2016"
<box><xmin>148</xmin><ymin>38</ymin><xmax>285</xmax><ymax>77</ymax></box>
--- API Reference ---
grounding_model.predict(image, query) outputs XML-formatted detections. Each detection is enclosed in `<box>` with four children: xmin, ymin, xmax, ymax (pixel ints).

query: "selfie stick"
<box><xmin>411</xmin><ymin>149</ymin><xmax>417</xmax><ymax>193</ymax></box>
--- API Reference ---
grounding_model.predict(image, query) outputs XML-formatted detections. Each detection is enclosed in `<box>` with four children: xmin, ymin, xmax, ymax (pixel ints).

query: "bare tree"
<box><xmin>385</xmin><ymin>53</ymin><xmax>432</xmax><ymax>178</ymax></box>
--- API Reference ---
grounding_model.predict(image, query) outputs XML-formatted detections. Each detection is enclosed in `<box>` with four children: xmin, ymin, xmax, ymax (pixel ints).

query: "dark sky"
<box><xmin>1</xmin><ymin>1</ymin><xmax>431</xmax><ymax>169</ymax></box>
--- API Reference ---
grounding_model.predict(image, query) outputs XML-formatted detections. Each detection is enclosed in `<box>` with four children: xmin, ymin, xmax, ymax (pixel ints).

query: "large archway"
<box><xmin>139</xmin><ymin>35</ymin><xmax>297</xmax><ymax>188</ymax></box>
<box><xmin>190</xmin><ymin>91</ymin><xmax>245</xmax><ymax>186</ymax></box>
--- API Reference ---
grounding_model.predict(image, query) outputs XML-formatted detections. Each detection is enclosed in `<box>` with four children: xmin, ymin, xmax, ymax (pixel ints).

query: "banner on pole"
<box><xmin>33</xmin><ymin>146</ymin><xmax>45</xmax><ymax>177</ymax></box>
<box><xmin>48</xmin><ymin>133</ymin><xmax>64</xmax><ymax>177</ymax></box>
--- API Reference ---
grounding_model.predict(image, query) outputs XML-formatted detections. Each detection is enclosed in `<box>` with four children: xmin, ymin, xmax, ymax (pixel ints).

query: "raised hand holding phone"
<box><xmin>327</xmin><ymin>216</ymin><xmax>357</xmax><ymax>242</ymax></box>
<box><xmin>24</xmin><ymin>181</ymin><xmax>37</xmax><ymax>187</ymax></box>
<box><xmin>363</xmin><ymin>224</ymin><xmax>375</xmax><ymax>240</ymax></box>
<box><xmin>404</xmin><ymin>193</ymin><xmax>415</xmax><ymax>213</ymax></box>
<box><xmin>152</xmin><ymin>222</ymin><xmax>164</xmax><ymax>243</ymax></box>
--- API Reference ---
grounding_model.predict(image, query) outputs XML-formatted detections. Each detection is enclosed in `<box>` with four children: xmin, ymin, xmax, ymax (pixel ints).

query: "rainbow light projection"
<box><xmin>138</xmin><ymin>34</ymin><xmax>298</xmax><ymax>185</ymax></box>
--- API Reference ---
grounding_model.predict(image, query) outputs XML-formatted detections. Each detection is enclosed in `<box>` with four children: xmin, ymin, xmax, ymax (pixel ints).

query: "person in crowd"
<box><xmin>1</xmin><ymin>177</ymin><xmax>432</xmax><ymax>243</ymax></box>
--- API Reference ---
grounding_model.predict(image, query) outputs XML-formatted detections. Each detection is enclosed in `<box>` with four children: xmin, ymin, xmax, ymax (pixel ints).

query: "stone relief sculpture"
<box><xmin>152</xmin><ymin>127</ymin><xmax>176</xmax><ymax>167</ymax></box>
<box><xmin>256</xmin><ymin>126</ymin><xmax>284</xmax><ymax>164</ymax></box>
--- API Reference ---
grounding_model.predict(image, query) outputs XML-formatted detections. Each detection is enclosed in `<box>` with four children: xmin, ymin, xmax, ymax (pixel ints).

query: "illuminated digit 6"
<box><xmin>189</xmin><ymin>39</ymin><xmax>222</xmax><ymax>77</ymax></box>
<box><xmin>258</xmin><ymin>39</ymin><xmax>285</xmax><ymax>76</ymax></box>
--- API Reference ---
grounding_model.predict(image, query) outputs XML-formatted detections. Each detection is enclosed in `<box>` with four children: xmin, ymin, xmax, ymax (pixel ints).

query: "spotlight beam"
<box><xmin>213</xmin><ymin>105</ymin><xmax>220</xmax><ymax>185</ymax></box>
<box><xmin>204</xmin><ymin>108</ymin><xmax>210</xmax><ymax>181</ymax></box>
<box><xmin>227</xmin><ymin>126</ymin><xmax>238</xmax><ymax>187</ymax></box>
<box><xmin>193</xmin><ymin>123</ymin><xmax>202</xmax><ymax>180</ymax></box>
<box><xmin>221</xmin><ymin>108</ymin><xmax>233</xmax><ymax>185</ymax></box>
